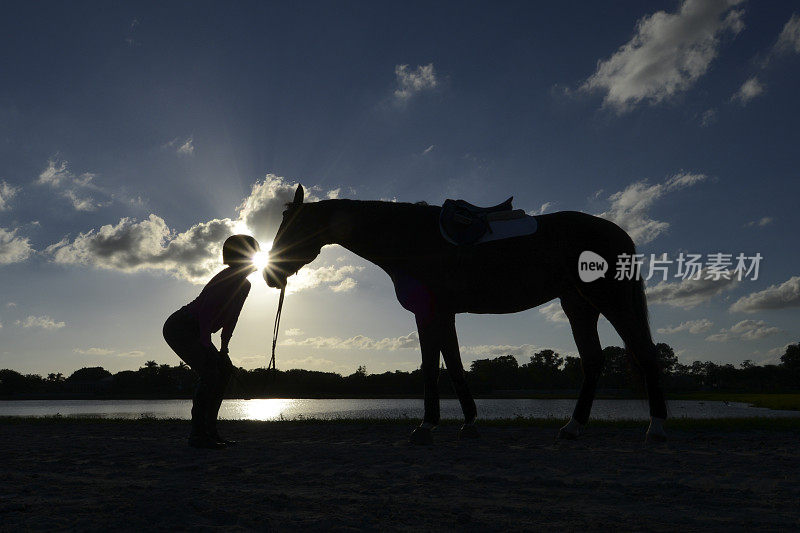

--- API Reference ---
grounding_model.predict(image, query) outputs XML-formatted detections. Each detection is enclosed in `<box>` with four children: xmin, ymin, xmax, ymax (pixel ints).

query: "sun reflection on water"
<box><xmin>221</xmin><ymin>398</ymin><xmax>299</xmax><ymax>421</ymax></box>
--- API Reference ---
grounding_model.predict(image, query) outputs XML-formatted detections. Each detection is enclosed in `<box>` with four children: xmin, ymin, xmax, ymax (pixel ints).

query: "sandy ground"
<box><xmin>1</xmin><ymin>419</ymin><xmax>798</xmax><ymax>532</ymax></box>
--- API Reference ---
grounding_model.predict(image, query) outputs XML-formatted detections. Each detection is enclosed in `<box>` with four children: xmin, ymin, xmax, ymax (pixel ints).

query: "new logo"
<box><xmin>578</xmin><ymin>251</ymin><xmax>607</xmax><ymax>282</ymax></box>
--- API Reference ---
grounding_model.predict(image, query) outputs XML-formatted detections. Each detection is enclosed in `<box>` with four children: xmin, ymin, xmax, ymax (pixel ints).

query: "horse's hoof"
<box><xmin>409</xmin><ymin>427</ymin><xmax>433</xmax><ymax>445</ymax></box>
<box><xmin>458</xmin><ymin>424</ymin><xmax>479</xmax><ymax>439</ymax></box>
<box><xmin>557</xmin><ymin>428</ymin><xmax>579</xmax><ymax>441</ymax></box>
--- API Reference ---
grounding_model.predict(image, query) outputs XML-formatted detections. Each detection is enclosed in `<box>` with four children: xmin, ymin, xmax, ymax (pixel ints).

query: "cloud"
<box><xmin>288</xmin><ymin>264</ymin><xmax>364</xmax><ymax>294</ymax></box>
<box><xmin>460</xmin><ymin>343</ymin><xmax>544</xmax><ymax>360</ymax></box>
<box><xmin>37</xmin><ymin>159</ymin><xmax>72</xmax><ymax>186</ymax></box>
<box><xmin>177</xmin><ymin>137</ymin><xmax>194</xmax><ymax>155</ymax></box>
<box><xmin>597</xmin><ymin>172</ymin><xmax>707</xmax><ymax>244</ymax></box>
<box><xmin>705</xmin><ymin>319</ymin><xmax>781</xmax><ymax>342</ymax></box>
<box><xmin>16</xmin><ymin>315</ymin><xmax>65</xmax><ymax>329</ymax></box>
<box><xmin>730</xmin><ymin>276</ymin><xmax>800</xmax><ymax>313</ymax></box>
<box><xmin>73</xmin><ymin>347</ymin><xmax>144</xmax><ymax>357</ymax></box>
<box><xmin>744</xmin><ymin>216</ymin><xmax>773</xmax><ymax>228</ymax></box>
<box><xmin>0</xmin><ymin>181</ymin><xmax>19</xmax><ymax>211</ymax></box>
<box><xmin>394</xmin><ymin>63</ymin><xmax>438</xmax><ymax>101</ymax></box>
<box><xmin>0</xmin><ymin>227</ymin><xmax>34</xmax><ymax>265</ymax></box>
<box><xmin>236</xmin><ymin>174</ymin><xmax>321</xmax><ymax>241</ymax></box>
<box><xmin>775</xmin><ymin>13</ymin><xmax>800</xmax><ymax>54</ymax></box>
<box><xmin>44</xmin><ymin>173</ymin><xmax>361</xmax><ymax>288</ymax></box>
<box><xmin>527</xmin><ymin>202</ymin><xmax>552</xmax><ymax>216</ymax></box>
<box><xmin>700</xmin><ymin>108</ymin><xmax>717</xmax><ymax>127</ymax></box>
<box><xmin>657</xmin><ymin>318</ymin><xmax>713</xmax><ymax>334</ymax></box>
<box><xmin>73</xmin><ymin>347</ymin><xmax>116</xmax><ymax>356</ymax></box>
<box><xmin>46</xmin><ymin>214</ymin><xmax>236</xmax><ymax>284</ymax></box>
<box><xmin>6</xmin><ymin>302</ymin><xmax>16</xmax><ymax>308</ymax></box>
<box><xmin>422</xmin><ymin>145</ymin><xmax>435</xmax><ymax>155</ymax></box>
<box><xmin>731</xmin><ymin>76</ymin><xmax>765</xmax><ymax>105</ymax></box>
<box><xmin>35</xmin><ymin>159</ymin><xmax>108</xmax><ymax>211</ymax></box>
<box><xmin>284</xmin><ymin>328</ymin><xmax>303</xmax><ymax>337</ymax></box>
<box><xmin>647</xmin><ymin>271</ymin><xmax>738</xmax><ymax>308</ymax></box>
<box><xmin>282</xmin><ymin>331</ymin><xmax>419</xmax><ymax>351</ymax></box>
<box><xmin>581</xmin><ymin>0</ymin><xmax>744</xmax><ymax>112</ymax></box>
<box><xmin>538</xmin><ymin>301</ymin><xmax>569</xmax><ymax>323</ymax></box>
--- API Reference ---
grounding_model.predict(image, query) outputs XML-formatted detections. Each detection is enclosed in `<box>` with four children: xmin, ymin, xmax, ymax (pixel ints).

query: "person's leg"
<box><xmin>163</xmin><ymin>311</ymin><xmax>224</xmax><ymax>449</ymax></box>
<box><xmin>206</xmin><ymin>352</ymin><xmax>233</xmax><ymax>442</ymax></box>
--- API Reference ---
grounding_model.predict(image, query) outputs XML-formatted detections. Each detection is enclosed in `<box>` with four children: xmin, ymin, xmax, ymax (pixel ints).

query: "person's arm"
<box><xmin>220</xmin><ymin>282</ymin><xmax>250</xmax><ymax>354</ymax></box>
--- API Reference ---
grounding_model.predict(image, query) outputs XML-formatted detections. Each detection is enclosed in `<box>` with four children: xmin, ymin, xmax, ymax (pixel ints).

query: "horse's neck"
<box><xmin>318</xmin><ymin>200</ymin><xmax>434</xmax><ymax>272</ymax></box>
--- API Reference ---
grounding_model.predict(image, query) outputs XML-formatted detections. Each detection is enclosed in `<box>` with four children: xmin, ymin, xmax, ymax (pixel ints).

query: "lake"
<box><xmin>1</xmin><ymin>398</ymin><xmax>798</xmax><ymax>420</ymax></box>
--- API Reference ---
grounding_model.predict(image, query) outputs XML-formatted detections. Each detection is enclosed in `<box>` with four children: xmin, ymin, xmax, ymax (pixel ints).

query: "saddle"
<box><xmin>439</xmin><ymin>197</ymin><xmax>527</xmax><ymax>245</ymax></box>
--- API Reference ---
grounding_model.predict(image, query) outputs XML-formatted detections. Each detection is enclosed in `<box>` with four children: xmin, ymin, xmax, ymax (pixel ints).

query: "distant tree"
<box><xmin>527</xmin><ymin>350</ymin><xmax>564</xmax><ymax>372</ymax></box>
<box><xmin>46</xmin><ymin>372</ymin><xmax>65</xmax><ymax>382</ymax></box>
<box><xmin>740</xmin><ymin>360</ymin><xmax>756</xmax><ymax>370</ymax></box>
<box><xmin>780</xmin><ymin>343</ymin><xmax>800</xmax><ymax>370</ymax></box>
<box><xmin>654</xmin><ymin>343</ymin><xmax>678</xmax><ymax>374</ymax></box>
<box><xmin>67</xmin><ymin>367</ymin><xmax>112</xmax><ymax>382</ymax></box>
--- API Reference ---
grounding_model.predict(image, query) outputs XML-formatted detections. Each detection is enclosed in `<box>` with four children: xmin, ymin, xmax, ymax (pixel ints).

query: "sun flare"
<box><xmin>252</xmin><ymin>249</ymin><xmax>270</xmax><ymax>270</ymax></box>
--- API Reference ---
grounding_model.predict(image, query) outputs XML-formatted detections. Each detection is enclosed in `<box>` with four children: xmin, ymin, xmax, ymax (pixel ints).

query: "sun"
<box><xmin>252</xmin><ymin>249</ymin><xmax>270</xmax><ymax>270</ymax></box>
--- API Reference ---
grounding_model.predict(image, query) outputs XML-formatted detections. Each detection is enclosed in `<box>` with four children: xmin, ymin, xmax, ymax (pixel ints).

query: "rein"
<box><xmin>269</xmin><ymin>286</ymin><xmax>285</xmax><ymax>376</ymax></box>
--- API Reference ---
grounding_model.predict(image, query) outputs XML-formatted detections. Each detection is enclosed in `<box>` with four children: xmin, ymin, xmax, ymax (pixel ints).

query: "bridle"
<box><xmin>269</xmin><ymin>286</ymin><xmax>285</xmax><ymax>377</ymax></box>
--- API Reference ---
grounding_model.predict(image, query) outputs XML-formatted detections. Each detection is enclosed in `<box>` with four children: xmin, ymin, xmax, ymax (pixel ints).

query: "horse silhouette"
<box><xmin>265</xmin><ymin>185</ymin><xmax>667</xmax><ymax>444</ymax></box>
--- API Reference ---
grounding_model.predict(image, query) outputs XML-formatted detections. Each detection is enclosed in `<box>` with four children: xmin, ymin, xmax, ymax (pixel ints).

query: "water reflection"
<box><xmin>1</xmin><ymin>398</ymin><xmax>798</xmax><ymax>420</ymax></box>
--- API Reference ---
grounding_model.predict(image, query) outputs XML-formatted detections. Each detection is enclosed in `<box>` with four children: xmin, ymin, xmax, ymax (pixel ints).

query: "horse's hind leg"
<box><xmin>558</xmin><ymin>290</ymin><xmax>603</xmax><ymax>440</ymax></box>
<box><xmin>601</xmin><ymin>284</ymin><xmax>668</xmax><ymax>442</ymax></box>
<box><xmin>439</xmin><ymin>315</ymin><xmax>479</xmax><ymax>438</ymax></box>
<box><xmin>409</xmin><ymin>313</ymin><xmax>443</xmax><ymax>445</ymax></box>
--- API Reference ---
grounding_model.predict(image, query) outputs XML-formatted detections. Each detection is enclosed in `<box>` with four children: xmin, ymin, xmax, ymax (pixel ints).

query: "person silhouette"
<box><xmin>163</xmin><ymin>234</ymin><xmax>259</xmax><ymax>449</ymax></box>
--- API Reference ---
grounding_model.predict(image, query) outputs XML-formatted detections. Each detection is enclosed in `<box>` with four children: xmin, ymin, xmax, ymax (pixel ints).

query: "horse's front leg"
<box><xmin>409</xmin><ymin>314</ymin><xmax>442</xmax><ymax>445</ymax></box>
<box><xmin>439</xmin><ymin>315</ymin><xmax>478</xmax><ymax>439</ymax></box>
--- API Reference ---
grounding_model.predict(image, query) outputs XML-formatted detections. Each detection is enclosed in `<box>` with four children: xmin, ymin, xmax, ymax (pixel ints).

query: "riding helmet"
<box><xmin>222</xmin><ymin>234</ymin><xmax>260</xmax><ymax>265</ymax></box>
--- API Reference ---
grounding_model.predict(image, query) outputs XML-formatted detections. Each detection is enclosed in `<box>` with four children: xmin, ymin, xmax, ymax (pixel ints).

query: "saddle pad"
<box><xmin>441</xmin><ymin>214</ymin><xmax>538</xmax><ymax>245</ymax></box>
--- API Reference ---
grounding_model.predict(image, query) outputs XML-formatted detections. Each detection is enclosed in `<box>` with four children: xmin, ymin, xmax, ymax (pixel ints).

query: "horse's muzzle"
<box><xmin>263</xmin><ymin>268</ymin><xmax>286</xmax><ymax>289</ymax></box>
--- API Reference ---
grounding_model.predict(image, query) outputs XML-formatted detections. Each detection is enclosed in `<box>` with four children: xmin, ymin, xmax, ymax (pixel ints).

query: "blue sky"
<box><xmin>1</xmin><ymin>0</ymin><xmax>799</xmax><ymax>375</ymax></box>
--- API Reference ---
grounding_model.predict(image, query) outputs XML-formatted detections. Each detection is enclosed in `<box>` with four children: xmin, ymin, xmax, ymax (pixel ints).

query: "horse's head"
<box><xmin>264</xmin><ymin>184</ymin><xmax>323</xmax><ymax>288</ymax></box>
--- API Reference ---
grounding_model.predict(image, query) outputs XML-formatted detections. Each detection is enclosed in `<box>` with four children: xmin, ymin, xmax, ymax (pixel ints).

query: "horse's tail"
<box><xmin>631</xmin><ymin>275</ymin><xmax>654</xmax><ymax>348</ymax></box>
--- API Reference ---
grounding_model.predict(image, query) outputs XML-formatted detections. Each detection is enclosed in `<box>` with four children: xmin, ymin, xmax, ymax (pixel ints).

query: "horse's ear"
<box><xmin>293</xmin><ymin>185</ymin><xmax>304</xmax><ymax>205</ymax></box>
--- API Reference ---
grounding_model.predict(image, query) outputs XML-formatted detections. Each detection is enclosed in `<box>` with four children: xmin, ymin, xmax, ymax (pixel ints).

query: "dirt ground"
<box><xmin>1</xmin><ymin>419</ymin><xmax>798</xmax><ymax>531</ymax></box>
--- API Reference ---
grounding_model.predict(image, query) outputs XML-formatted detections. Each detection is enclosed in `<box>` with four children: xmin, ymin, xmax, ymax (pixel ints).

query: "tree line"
<box><xmin>1</xmin><ymin>343</ymin><xmax>798</xmax><ymax>399</ymax></box>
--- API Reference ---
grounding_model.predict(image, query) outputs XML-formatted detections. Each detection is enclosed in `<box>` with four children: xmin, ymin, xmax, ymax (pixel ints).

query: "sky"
<box><xmin>1</xmin><ymin>0</ymin><xmax>799</xmax><ymax>376</ymax></box>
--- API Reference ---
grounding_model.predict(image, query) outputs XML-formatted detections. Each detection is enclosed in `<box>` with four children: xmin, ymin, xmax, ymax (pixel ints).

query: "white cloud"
<box><xmin>73</xmin><ymin>347</ymin><xmax>116</xmax><ymax>356</ymax></box>
<box><xmin>6</xmin><ymin>302</ymin><xmax>16</xmax><ymax>308</ymax></box>
<box><xmin>0</xmin><ymin>227</ymin><xmax>34</xmax><ymax>265</ymax></box>
<box><xmin>17</xmin><ymin>315</ymin><xmax>65</xmax><ymax>329</ymax></box>
<box><xmin>35</xmin><ymin>159</ymin><xmax>108</xmax><ymax>211</ymax></box>
<box><xmin>460</xmin><ymin>343</ymin><xmax>544</xmax><ymax>360</ymax></box>
<box><xmin>597</xmin><ymin>172</ymin><xmax>707</xmax><ymax>244</ymax></box>
<box><xmin>288</xmin><ymin>264</ymin><xmax>364</xmax><ymax>294</ymax></box>
<box><xmin>705</xmin><ymin>319</ymin><xmax>781</xmax><ymax>342</ymax></box>
<box><xmin>73</xmin><ymin>347</ymin><xmax>144</xmax><ymax>357</ymax></box>
<box><xmin>581</xmin><ymin>0</ymin><xmax>744</xmax><ymax>112</ymax></box>
<box><xmin>284</xmin><ymin>328</ymin><xmax>303</xmax><ymax>337</ymax></box>
<box><xmin>37</xmin><ymin>159</ymin><xmax>72</xmax><ymax>186</ymax></box>
<box><xmin>46</xmin><ymin>214</ymin><xmax>236</xmax><ymax>284</ymax></box>
<box><xmin>527</xmin><ymin>202</ymin><xmax>552</xmax><ymax>216</ymax></box>
<box><xmin>44</xmin><ymin>173</ymin><xmax>360</xmax><ymax>288</ymax></box>
<box><xmin>700</xmin><ymin>108</ymin><xmax>717</xmax><ymax>127</ymax></box>
<box><xmin>744</xmin><ymin>216</ymin><xmax>773</xmax><ymax>228</ymax></box>
<box><xmin>538</xmin><ymin>301</ymin><xmax>569</xmax><ymax>323</ymax></box>
<box><xmin>647</xmin><ymin>271</ymin><xmax>738</xmax><ymax>309</ymax></box>
<box><xmin>394</xmin><ymin>63</ymin><xmax>438</xmax><ymax>101</ymax></box>
<box><xmin>422</xmin><ymin>145</ymin><xmax>435</xmax><ymax>155</ymax></box>
<box><xmin>236</xmin><ymin>174</ymin><xmax>322</xmax><ymax>241</ymax></box>
<box><xmin>731</xmin><ymin>76</ymin><xmax>765</xmax><ymax>105</ymax></box>
<box><xmin>0</xmin><ymin>181</ymin><xmax>19</xmax><ymax>211</ymax></box>
<box><xmin>775</xmin><ymin>13</ymin><xmax>800</xmax><ymax>54</ymax></box>
<box><xmin>657</xmin><ymin>318</ymin><xmax>713</xmax><ymax>334</ymax></box>
<box><xmin>730</xmin><ymin>276</ymin><xmax>800</xmax><ymax>313</ymax></box>
<box><xmin>177</xmin><ymin>137</ymin><xmax>194</xmax><ymax>155</ymax></box>
<box><xmin>282</xmin><ymin>331</ymin><xmax>419</xmax><ymax>351</ymax></box>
